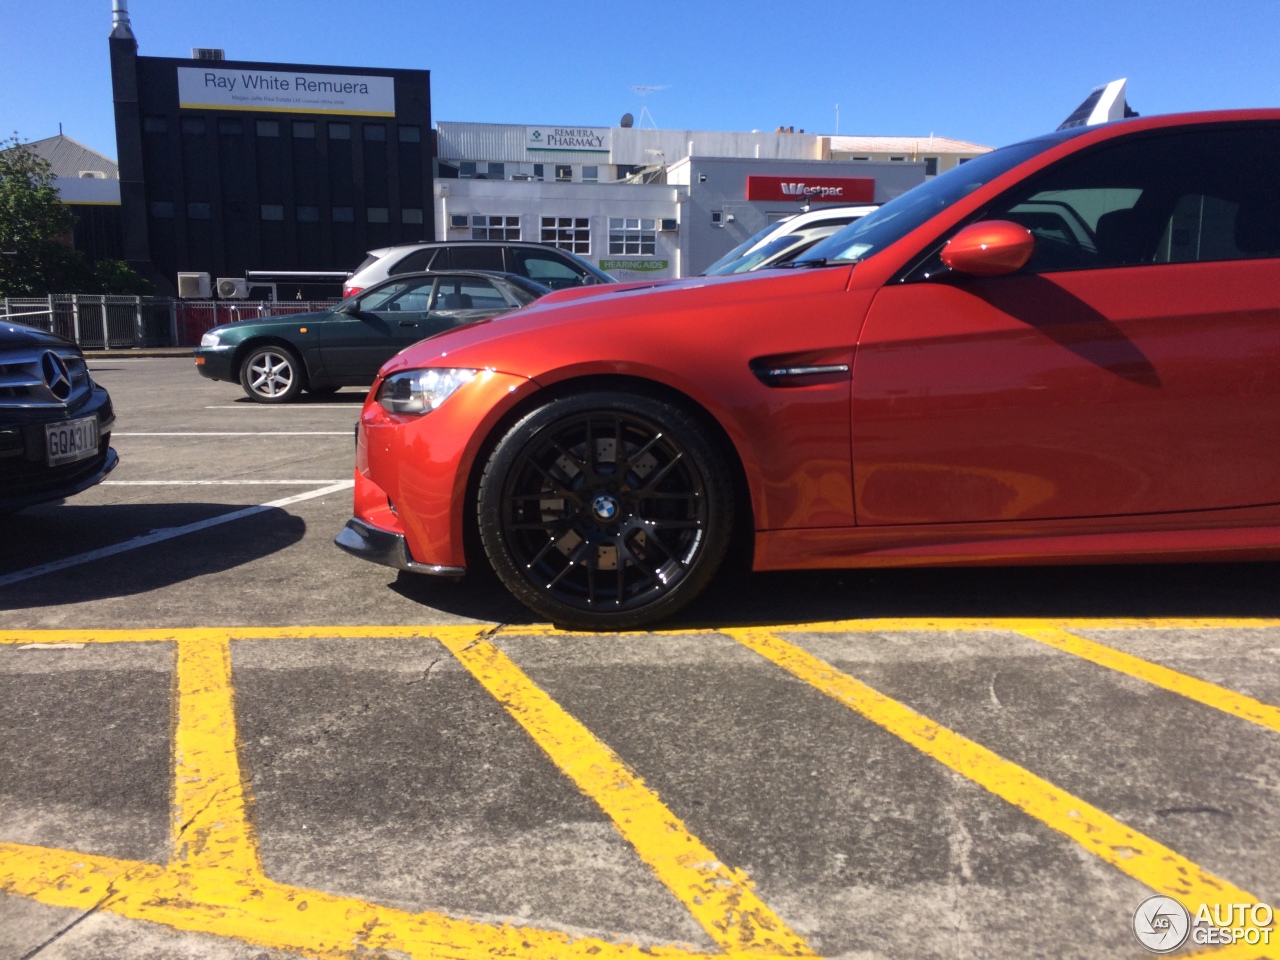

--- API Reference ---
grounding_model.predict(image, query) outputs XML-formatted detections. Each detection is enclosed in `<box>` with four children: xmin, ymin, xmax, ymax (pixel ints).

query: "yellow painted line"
<box><xmin>1014</xmin><ymin>626</ymin><xmax>1280</xmax><ymax>734</ymax></box>
<box><xmin>0</xmin><ymin>625</ymin><xmax>485</xmax><ymax>645</ymax></box>
<box><xmin>170</xmin><ymin>636</ymin><xmax>261</xmax><ymax>875</ymax></box>
<box><xmin>1</xmin><ymin>631</ymin><xmax>720</xmax><ymax>959</ymax></box>
<box><xmin>4</xmin><ymin>616</ymin><xmax>1280</xmax><ymax>648</ymax></box>
<box><xmin>725</xmin><ymin>628</ymin><xmax>1260</xmax><ymax>916</ymax></box>
<box><xmin>438</xmin><ymin>632</ymin><xmax>815</xmax><ymax>957</ymax></box>
<box><xmin>0</xmin><ymin>841</ymin><xmax>711</xmax><ymax>960</ymax></box>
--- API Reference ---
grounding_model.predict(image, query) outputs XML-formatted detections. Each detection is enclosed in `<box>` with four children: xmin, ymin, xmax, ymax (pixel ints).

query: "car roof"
<box><xmin>364</xmin><ymin>239</ymin><xmax>587</xmax><ymax>257</ymax></box>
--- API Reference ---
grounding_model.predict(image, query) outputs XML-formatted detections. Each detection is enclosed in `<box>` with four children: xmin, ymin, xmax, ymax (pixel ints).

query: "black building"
<box><xmin>109</xmin><ymin>6</ymin><xmax>432</xmax><ymax>297</ymax></box>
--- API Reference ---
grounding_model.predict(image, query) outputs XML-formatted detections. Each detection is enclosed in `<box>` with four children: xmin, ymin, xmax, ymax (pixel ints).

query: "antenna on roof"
<box><xmin>1058</xmin><ymin>79</ymin><xmax>1139</xmax><ymax>130</ymax></box>
<box><xmin>630</xmin><ymin>85</ymin><xmax>668</xmax><ymax>129</ymax></box>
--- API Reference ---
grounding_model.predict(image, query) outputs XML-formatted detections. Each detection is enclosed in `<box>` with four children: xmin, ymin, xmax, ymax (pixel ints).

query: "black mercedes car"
<box><xmin>1</xmin><ymin>323</ymin><xmax>117</xmax><ymax>512</ymax></box>
<box><xmin>194</xmin><ymin>270</ymin><xmax>550</xmax><ymax>403</ymax></box>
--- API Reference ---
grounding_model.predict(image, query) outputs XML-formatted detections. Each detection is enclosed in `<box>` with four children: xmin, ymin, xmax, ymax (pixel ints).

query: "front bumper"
<box><xmin>193</xmin><ymin>345</ymin><xmax>237</xmax><ymax>382</ymax></box>
<box><xmin>334</xmin><ymin>516</ymin><xmax>465</xmax><ymax>576</ymax></box>
<box><xmin>1</xmin><ymin>384</ymin><xmax>119</xmax><ymax>511</ymax></box>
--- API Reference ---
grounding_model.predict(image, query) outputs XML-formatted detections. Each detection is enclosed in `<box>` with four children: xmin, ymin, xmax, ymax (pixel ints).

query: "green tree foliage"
<box><xmin>0</xmin><ymin>135</ymin><xmax>75</xmax><ymax>296</ymax></box>
<box><xmin>0</xmin><ymin>135</ymin><xmax>153</xmax><ymax>296</ymax></box>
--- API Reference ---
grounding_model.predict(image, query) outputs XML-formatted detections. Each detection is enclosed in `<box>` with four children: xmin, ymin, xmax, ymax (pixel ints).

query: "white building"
<box><xmin>433</xmin><ymin>122</ymin><xmax>990</xmax><ymax>278</ymax></box>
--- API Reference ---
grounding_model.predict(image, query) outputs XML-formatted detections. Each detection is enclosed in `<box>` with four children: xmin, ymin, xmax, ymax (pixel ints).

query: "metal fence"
<box><xmin>172</xmin><ymin>301</ymin><xmax>340</xmax><ymax>347</ymax></box>
<box><xmin>2</xmin><ymin>295</ymin><xmax>175</xmax><ymax>349</ymax></box>
<box><xmin>0</xmin><ymin>296</ymin><xmax>341</xmax><ymax>349</ymax></box>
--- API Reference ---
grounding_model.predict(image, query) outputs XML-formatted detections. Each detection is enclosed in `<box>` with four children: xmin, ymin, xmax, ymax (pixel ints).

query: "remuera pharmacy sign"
<box><xmin>177</xmin><ymin>67</ymin><xmax>395</xmax><ymax>117</ymax></box>
<box><xmin>525</xmin><ymin>127</ymin><xmax>611</xmax><ymax>154</ymax></box>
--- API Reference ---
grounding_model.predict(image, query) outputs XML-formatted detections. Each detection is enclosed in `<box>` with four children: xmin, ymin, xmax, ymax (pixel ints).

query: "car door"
<box><xmin>319</xmin><ymin>277</ymin><xmax>435</xmax><ymax>382</ymax></box>
<box><xmin>851</xmin><ymin>122</ymin><xmax>1280</xmax><ymax>525</ymax></box>
<box><xmin>422</xmin><ymin>276</ymin><xmax>521</xmax><ymax>335</ymax></box>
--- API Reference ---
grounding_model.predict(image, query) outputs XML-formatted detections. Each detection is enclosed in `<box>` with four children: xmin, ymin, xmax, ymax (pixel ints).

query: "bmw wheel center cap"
<box><xmin>591</xmin><ymin>494</ymin><xmax>620</xmax><ymax>523</ymax></box>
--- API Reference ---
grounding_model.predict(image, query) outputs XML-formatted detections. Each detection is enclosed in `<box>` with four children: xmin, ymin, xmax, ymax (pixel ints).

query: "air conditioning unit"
<box><xmin>177</xmin><ymin>272</ymin><xmax>211</xmax><ymax>299</ymax></box>
<box><xmin>217</xmin><ymin>277</ymin><xmax>250</xmax><ymax>299</ymax></box>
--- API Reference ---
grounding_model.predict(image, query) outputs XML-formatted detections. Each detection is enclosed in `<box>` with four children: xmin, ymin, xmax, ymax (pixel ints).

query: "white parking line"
<box><xmin>103</xmin><ymin>480</ymin><xmax>346</xmax><ymax>485</ymax></box>
<box><xmin>0</xmin><ymin>480</ymin><xmax>353</xmax><ymax>589</ymax></box>
<box><xmin>114</xmin><ymin>432</ymin><xmax>351</xmax><ymax>436</ymax></box>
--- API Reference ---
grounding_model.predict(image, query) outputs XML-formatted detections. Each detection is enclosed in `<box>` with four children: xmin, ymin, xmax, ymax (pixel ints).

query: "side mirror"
<box><xmin>941</xmin><ymin>220</ymin><xmax>1035</xmax><ymax>277</ymax></box>
<box><xmin>337</xmin><ymin>299</ymin><xmax>360</xmax><ymax>315</ymax></box>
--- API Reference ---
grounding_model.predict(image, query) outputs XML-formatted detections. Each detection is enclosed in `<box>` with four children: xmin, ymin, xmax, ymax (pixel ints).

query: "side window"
<box><xmin>358</xmin><ymin>278</ymin><xmax>435</xmax><ymax>313</ymax></box>
<box><xmin>510</xmin><ymin>250</ymin><xmax>586</xmax><ymax>288</ymax></box>
<box><xmin>430</xmin><ymin>277</ymin><xmax>509</xmax><ymax>311</ymax></box>
<box><xmin>447</xmin><ymin>245</ymin><xmax>505</xmax><ymax>270</ymax></box>
<box><xmin>988</xmin><ymin>124</ymin><xmax>1280</xmax><ymax>272</ymax></box>
<box><xmin>389</xmin><ymin>248</ymin><xmax>436</xmax><ymax>274</ymax></box>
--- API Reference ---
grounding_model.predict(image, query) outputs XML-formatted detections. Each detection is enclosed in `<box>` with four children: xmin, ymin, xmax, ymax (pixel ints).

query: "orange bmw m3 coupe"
<box><xmin>337</xmin><ymin>110</ymin><xmax>1280</xmax><ymax>628</ymax></box>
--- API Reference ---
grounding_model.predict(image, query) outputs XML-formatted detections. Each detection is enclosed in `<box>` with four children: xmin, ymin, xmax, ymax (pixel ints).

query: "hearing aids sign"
<box><xmin>178</xmin><ymin>67</ymin><xmax>395</xmax><ymax>116</ymax></box>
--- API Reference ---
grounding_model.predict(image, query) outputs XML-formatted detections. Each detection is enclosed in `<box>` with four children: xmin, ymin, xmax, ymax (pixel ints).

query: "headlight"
<box><xmin>200</xmin><ymin>331</ymin><xmax>222</xmax><ymax>347</ymax></box>
<box><xmin>377</xmin><ymin>368</ymin><xmax>477</xmax><ymax>414</ymax></box>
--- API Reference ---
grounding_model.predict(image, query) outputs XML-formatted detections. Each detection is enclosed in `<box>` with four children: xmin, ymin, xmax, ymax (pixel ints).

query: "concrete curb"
<box><xmin>84</xmin><ymin>348</ymin><xmax>193</xmax><ymax>359</ymax></box>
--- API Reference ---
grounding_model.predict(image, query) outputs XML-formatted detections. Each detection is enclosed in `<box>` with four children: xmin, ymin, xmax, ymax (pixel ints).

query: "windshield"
<box><xmin>701</xmin><ymin>220</ymin><xmax>788</xmax><ymax>275</ymax></box>
<box><xmin>798</xmin><ymin>131</ymin><xmax>1084</xmax><ymax>266</ymax></box>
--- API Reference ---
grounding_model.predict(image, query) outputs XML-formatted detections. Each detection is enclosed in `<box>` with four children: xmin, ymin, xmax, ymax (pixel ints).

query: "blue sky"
<box><xmin>3</xmin><ymin>0</ymin><xmax>1277</xmax><ymax>160</ymax></box>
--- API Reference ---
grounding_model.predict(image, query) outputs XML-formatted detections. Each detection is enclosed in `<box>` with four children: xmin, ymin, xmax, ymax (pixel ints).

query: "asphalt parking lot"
<box><xmin>2</xmin><ymin>357</ymin><xmax>1279</xmax><ymax>960</ymax></box>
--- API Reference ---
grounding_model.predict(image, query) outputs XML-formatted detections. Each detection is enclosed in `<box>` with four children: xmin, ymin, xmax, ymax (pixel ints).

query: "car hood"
<box><xmin>381</xmin><ymin>266</ymin><xmax>854</xmax><ymax>380</ymax></box>
<box><xmin>0</xmin><ymin>322</ymin><xmax>75</xmax><ymax>350</ymax></box>
<box><xmin>207</xmin><ymin>309</ymin><xmax>333</xmax><ymax>338</ymax></box>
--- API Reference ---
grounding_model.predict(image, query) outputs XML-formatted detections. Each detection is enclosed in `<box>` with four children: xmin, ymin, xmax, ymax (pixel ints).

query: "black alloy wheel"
<box><xmin>240</xmin><ymin>344</ymin><xmax>305</xmax><ymax>403</ymax></box>
<box><xmin>478</xmin><ymin>392</ymin><xmax>733</xmax><ymax>629</ymax></box>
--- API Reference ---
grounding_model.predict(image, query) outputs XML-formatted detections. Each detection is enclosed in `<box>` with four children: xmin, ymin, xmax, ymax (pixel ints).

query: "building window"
<box><xmin>180</xmin><ymin>117</ymin><xmax>205</xmax><ymax>135</ymax></box>
<box><xmin>260</xmin><ymin>204</ymin><xmax>284</xmax><ymax>221</ymax></box>
<box><xmin>616</xmin><ymin>164</ymin><xmax>640</xmax><ymax>179</ymax></box>
<box><xmin>449</xmin><ymin>214</ymin><xmax>468</xmax><ymax>229</ymax></box>
<box><xmin>401</xmin><ymin>208</ymin><xmax>424</xmax><ymax>225</ymax></box>
<box><xmin>533</xmin><ymin>163</ymin><xmax>544</xmax><ymax>181</ymax></box>
<box><xmin>292</xmin><ymin>121</ymin><xmax>315</xmax><ymax>139</ymax></box>
<box><xmin>582</xmin><ymin>165</ymin><xmax>599</xmax><ymax>183</ymax></box>
<box><xmin>487</xmin><ymin>162</ymin><xmax>505</xmax><ymax>180</ymax></box>
<box><xmin>924</xmin><ymin>157</ymin><xmax>938</xmax><ymax>176</ymax></box>
<box><xmin>889</xmin><ymin>156</ymin><xmax>906</xmax><ymax>161</ymax></box>
<box><xmin>471</xmin><ymin>215</ymin><xmax>520</xmax><ymax>241</ymax></box>
<box><xmin>256</xmin><ymin>120</ymin><xmax>279</xmax><ymax>137</ymax></box>
<box><xmin>555</xmin><ymin>165</ymin><xmax>572</xmax><ymax>182</ymax></box>
<box><xmin>217</xmin><ymin>119</ymin><xmax>241</xmax><ymax>135</ymax></box>
<box><xmin>959</xmin><ymin>157</ymin><xmax>971</xmax><ymax>164</ymax></box>
<box><xmin>296</xmin><ymin>205</ymin><xmax>320</xmax><ymax>222</ymax></box>
<box><xmin>328</xmin><ymin>123</ymin><xmax>351</xmax><ymax>140</ymax></box>
<box><xmin>148</xmin><ymin>201</ymin><xmax>174</xmax><ymax>218</ymax></box>
<box><xmin>541</xmin><ymin>216</ymin><xmax>590</xmax><ymax>255</ymax></box>
<box><xmin>332</xmin><ymin>206</ymin><xmax>355</xmax><ymax>222</ymax></box>
<box><xmin>143</xmin><ymin>116</ymin><xmax>168</xmax><ymax>134</ymax></box>
<box><xmin>398</xmin><ymin>125</ymin><xmax>421</xmax><ymax>143</ymax></box>
<box><xmin>186</xmin><ymin>201</ymin><xmax>212</xmax><ymax>220</ymax></box>
<box><xmin>363</xmin><ymin>124</ymin><xmax>386</xmax><ymax>142</ymax></box>
<box><xmin>367</xmin><ymin>207</ymin><xmax>389</xmax><ymax>223</ymax></box>
<box><xmin>459</xmin><ymin>161</ymin><xmax>477</xmax><ymax>179</ymax></box>
<box><xmin>608</xmin><ymin>218</ymin><xmax>656</xmax><ymax>255</ymax></box>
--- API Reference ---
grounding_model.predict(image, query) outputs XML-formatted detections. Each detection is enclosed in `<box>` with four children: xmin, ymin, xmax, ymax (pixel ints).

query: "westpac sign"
<box><xmin>746</xmin><ymin>175</ymin><xmax>875</xmax><ymax>203</ymax></box>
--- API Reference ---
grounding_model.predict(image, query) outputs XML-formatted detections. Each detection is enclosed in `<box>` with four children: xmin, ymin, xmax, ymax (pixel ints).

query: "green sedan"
<box><xmin>193</xmin><ymin>270</ymin><xmax>549</xmax><ymax>403</ymax></box>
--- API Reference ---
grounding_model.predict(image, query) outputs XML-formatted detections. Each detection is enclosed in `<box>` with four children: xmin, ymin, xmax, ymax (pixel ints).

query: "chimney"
<box><xmin>110</xmin><ymin>0</ymin><xmax>134</xmax><ymax>39</ymax></box>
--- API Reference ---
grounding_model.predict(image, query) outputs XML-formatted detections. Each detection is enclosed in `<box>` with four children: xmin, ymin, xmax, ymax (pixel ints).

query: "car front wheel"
<box><xmin>477</xmin><ymin>391</ymin><xmax>733</xmax><ymax>629</ymax></box>
<box><xmin>240</xmin><ymin>345</ymin><xmax>304</xmax><ymax>403</ymax></box>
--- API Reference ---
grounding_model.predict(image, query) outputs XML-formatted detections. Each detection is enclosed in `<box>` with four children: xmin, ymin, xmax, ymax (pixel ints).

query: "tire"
<box><xmin>240</xmin><ymin>345</ymin><xmax>305</xmax><ymax>403</ymax></box>
<box><xmin>477</xmin><ymin>391</ymin><xmax>733</xmax><ymax>629</ymax></box>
